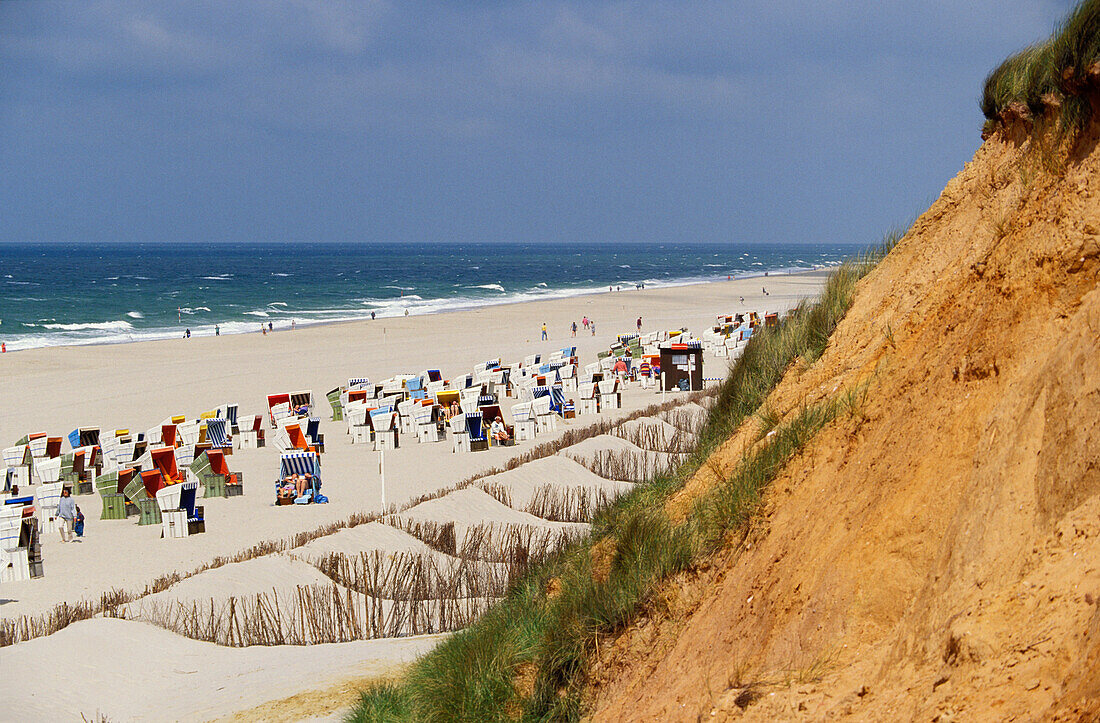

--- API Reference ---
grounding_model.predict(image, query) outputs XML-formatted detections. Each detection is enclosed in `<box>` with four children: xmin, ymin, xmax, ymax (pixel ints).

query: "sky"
<box><xmin>0</xmin><ymin>1</ymin><xmax>1070</xmax><ymax>246</ymax></box>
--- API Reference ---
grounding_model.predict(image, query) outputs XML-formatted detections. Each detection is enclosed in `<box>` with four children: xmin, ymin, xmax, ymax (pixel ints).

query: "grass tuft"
<box><xmin>981</xmin><ymin>0</ymin><xmax>1100</xmax><ymax>137</ymax></box>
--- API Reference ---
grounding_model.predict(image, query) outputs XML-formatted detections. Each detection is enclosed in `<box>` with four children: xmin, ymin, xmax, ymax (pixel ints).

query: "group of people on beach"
<box><xmin>562</xmin><ymin>317</ymin><xmax>599</xmax><ymax>339</ymax></box>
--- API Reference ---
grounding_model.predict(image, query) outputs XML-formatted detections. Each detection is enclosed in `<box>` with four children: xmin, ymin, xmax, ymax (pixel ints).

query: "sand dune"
<box><xmin>0</xmin><ymin>617</ymin><xmax>444</xmax><ymax>722</ymax></box>
<box><xmin>560</xmin><ymin>434</ymin><xmax>686</xmax><ymax>482</ymax></box>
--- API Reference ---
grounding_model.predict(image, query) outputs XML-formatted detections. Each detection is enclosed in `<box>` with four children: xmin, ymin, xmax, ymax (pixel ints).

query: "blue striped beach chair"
<box><xmin>277</xmin><ymin>451</ymin><xmax>324</xmax><ymax>505</ymax></box>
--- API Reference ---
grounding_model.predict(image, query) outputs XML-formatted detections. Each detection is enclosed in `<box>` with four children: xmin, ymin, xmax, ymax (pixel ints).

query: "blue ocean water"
<box><xmin>0</xmin><ymin>242</ymin><xmax>860</xmax><ymax>351</ymax></box>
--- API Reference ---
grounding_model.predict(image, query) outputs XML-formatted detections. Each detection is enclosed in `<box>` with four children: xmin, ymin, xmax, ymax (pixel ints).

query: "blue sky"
<box><xmin>0</xmin><ymin>1</ymin><xmax>1068</xmax><ymax>245</ymax></box>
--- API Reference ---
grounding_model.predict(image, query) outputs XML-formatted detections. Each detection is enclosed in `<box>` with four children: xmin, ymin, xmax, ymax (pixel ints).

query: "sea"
<box><xmin>0</xmin><ymin>241</ymin><xmax>861</xmax><ymax>351</ymax></box>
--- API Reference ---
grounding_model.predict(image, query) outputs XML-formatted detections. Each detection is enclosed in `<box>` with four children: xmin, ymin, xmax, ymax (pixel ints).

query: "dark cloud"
<box><xmin>0</xmin><ymin>0</ymin><xmax>1069</xmax><ymax>244</ymax></box>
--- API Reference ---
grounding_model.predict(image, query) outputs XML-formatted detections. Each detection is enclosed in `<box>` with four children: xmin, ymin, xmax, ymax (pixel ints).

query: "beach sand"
<box><xmin>0</xmin><ymin>272</ymin><xmax>826</xmax><ymax>720</ymax></box>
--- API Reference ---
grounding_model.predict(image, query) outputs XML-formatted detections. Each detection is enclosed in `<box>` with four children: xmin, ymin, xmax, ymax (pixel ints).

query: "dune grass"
<box><xmin>981</xmin><ymin>0</ymin><xmax>1100</xmax><ymax>135</ymax></box>
<box><xmin>348</xmin><ymin>237</ymin><xmax>895</xmax><ymax>722</ymax></box>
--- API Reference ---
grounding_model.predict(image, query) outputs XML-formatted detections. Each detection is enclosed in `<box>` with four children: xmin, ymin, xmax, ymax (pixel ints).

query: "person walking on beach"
<box><xmin>185</xmin><ymin>328</ymin><xmax>191</xmax><ymax>339</ymax></box>
<box><xmin>371</xmin><ymin>311</ymin><xmax>376</xmax><ymax>320</ymax></box>
<box><xmin>636</xmin><ymin>316</ymin><xmax>642</xmax><ymax>331</ymax></box>
<box><xmin>58</xmin><ymin>487</ymin><xmax>78</xmax><ymax>543</ymax></box>
<box><xmin>590</xmin><ymin>320</ymin><xmax>596</xmax><ymax>336</ymax></box>
<box><xmin>582</xmin><ymin>316</ymin><xmax>589</xmax><ymax>329</ymax></box>
<box><xmin>215</xmin><ymin>324</ymin><xmax>220</xmax><ymax>336</ymax></box>
<box><xmin>541</xmin><ymin>322</ymin><xmax>548</xmax><ymax>341</ymax></box>
<box><xmin>268</xmin><ymin>321</ymin><xmax>273</xmax><ymax>332</ymax></box>
<box><xmin>571</xmin><ymin>321</ymin><xmax>577</xmax><ymax>337</ymax></box>
<box><xmin>291</xmin><ymin>319</ymin><xmax>296</xmax><ymax>331</ymax></box>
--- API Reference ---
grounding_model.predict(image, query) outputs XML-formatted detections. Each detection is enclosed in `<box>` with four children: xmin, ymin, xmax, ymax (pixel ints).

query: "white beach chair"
<box><xmin>397</xmin><ymin>399</ymin><xmax>416</xmax><ymax>436</ymax></box>
<box><xmin>2</xmin><ymin>446</ymin><xmax>31</xmax><ymax>489</ymax></box>
<box><xmin>174</xmin><ymin>445</ymin><xmax>195</xmax><ymax>470</ymax></box>
<box><xmin>578</xmin><ymin>382</ymin><xmax>599</xmax><ymax>416</ymax></box>
<box><xmin>345</xmin><ymin>402</ymin><xmax>372</xmax><ymax>444</ymax></box>
<box><xmin>177</xmin><ymin>420</ymin><xmax>200</xmax><ymax>447</ymax></box>
<box><xmin>33</xmin><ymin>456</ymin><xmax>62</xmax><ymax>484</ymax></box>
<box><xmin>239</xmin><ymin>414</ymin><xmax>264</xmax><ymax>449</ymax></box>
<box><xmin>533</xmin><ymin>396</ymin><xmax>557</xmax><ymax>434</ymax></box>
<box><xmin>510</xmin><ymin>402</ymin><xmax>537</xmax><ymax>442</ymax></box>
<box><xmin>450</xmin><ymin>414</ymin><xmax>468</xmax><ymax>453</ymax></box>
<box><xmin>35</xmin><ymin>481</ymin><xmax>64</xmax><ymax>534</ymax></box>
<box><xmin>270</xmin><ymin>402</ymin><xmax>294</xmax><ymax>428</ymax></box>
<box><xmin>598</xmin><ymin>378</ymin><xmax>621</xmax><ymax>411</ymax></box>
<box><xmin>415</xmin><ymin>403</ymin><xmax>443</xmax><ymax>443</ymax></box>
<box><xmin>0</xmin><ymin>504</ymin><xmax>32</xmax><ymax>582</ymax></box>
<box><xmin>458</xmin><ymin>388</ymin><xmax>481</xmax><ymax>414</ymax></box>
<box><xmin>371</xmin><ymin>407</ymin><xmax>399</xmax><ymax>451</ymax></box>
<box><xmin>557</xmin><ymin>363</ymin><xmax>578</xmax><ymax>393</ymax></box>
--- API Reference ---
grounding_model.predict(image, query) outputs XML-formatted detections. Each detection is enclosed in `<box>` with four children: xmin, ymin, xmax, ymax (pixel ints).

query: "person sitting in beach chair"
<box><xmin>490</xmin><ymin>416</ymin><xmax>512</xmax><ymax>446</ymax></box>
<box><xmin>278</xmin><ymin>475</ymin><xmax>299</xmax><ymax>503</ymax></box>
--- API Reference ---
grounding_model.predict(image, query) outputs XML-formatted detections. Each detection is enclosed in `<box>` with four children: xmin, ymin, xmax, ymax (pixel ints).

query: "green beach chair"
<box><xmin>190</xmin><ymin>451</ymin><xmax>225</xmax><ymax>499</ymax></box>
<box><xmin>327</xmin><ymin>387</ymin><xmax>344</xmax><ymax>421</ymax></box>
<box><xmin>137</xmin><ymin>498</ymin><xmax>161</xmax><ymax>526</ymax></box>
<box><xmin>96</xmin><ymin>471</ymin><xmax>126</xmax><ymax>520</ymax></box>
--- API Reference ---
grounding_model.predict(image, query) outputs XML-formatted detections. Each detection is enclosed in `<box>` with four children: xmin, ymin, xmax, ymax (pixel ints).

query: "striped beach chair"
<box><xmin>276</xmin><ymin>451</ymin><xmax>323</xmax><ymax>505</ymax></box>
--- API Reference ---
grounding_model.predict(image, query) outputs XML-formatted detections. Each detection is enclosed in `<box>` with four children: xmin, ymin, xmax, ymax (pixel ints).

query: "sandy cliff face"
<box><xmin>586</xmin><ymin>126</ymin><xmax>1100</xmax><ymax>721</ymax></box>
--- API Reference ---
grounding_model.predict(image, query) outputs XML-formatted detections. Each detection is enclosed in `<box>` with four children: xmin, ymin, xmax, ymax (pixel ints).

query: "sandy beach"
<box><xmin>0</xmin><ymin>272</ymin><xmax>826</xmax><ymax>721</ymax></box>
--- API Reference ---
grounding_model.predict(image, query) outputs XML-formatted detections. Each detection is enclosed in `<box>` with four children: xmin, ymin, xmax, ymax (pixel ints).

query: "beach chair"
<box><xmin>327</xmin><ymin>387</ymin><xmax>344</xmax><ymax>421</ymax></box>
<box><xmin>224</xmin><ymin>403</ymin><xmax>240</xmax><ymax>434</ymax></box>
<box><xmin>44</xmin><ymin>436</ymin><xmax>63</xmax><ymax>460</ymax></box>
<box><xmin>371</xmin><ymin>406</ymin><xmax>399</xmax><ymax>450</ymax></box>
<box><xmin>510</xmin><ymin>402</ymin><xmax>536</xmax><ymax>442</ymax></box>
<box><xmin>191</xmin><ymin>449</ymin><xmax>242</xmax><ymax>499</ymax></box>
<box><xmin>271</xmin><ymin>418</ymin><xmax>293</xmax><ymax>452</ymax></box>
<box><xmin>174</xmin><ymin>444</ymin><xmax>195</xmax><ymax>470</ymax></box>
<box><xmin>156</xmin><ymin>480</ymin><xmax>203</xmax><ymax>538</ymax></box>
<box><xmin>415</xmin><ymin>401</ymin><xmax>443</xmax><ymax>443</ymax></box>
<box><xmin>434</xmin><ymin>388</ymin><xmax>460</xmax><ymax>410</ymax></box>
<box><xmin>466</xmin><ymin>412</ymin><xmax>488</xmax><ymax>452</ymax></box>
<box><xmin>118</xmin><ymin>467</ymin><xmax>147</xmax><ymax>502</ymax></box>
<box><xmin>176</xmin><ymin>420</ymin><xmax>200</xmax><ymax>447</ymax></box>
<box><xmin>95</xmin><ymin>470</ymin><xmax>127</xmax><ymax>520</ymax></box>
<box><xmin>397</xmin><ymin>399</ymin><xmax>416</xmax><ymax>436</ymax></box>
<box><xmin>598</xmin><ymin>378</ymin><xmax>621</xmax><ymax>411</ymax></box>
<box><xmin>32</xmin><ymin>455</ymin><xmax>62</xmax><ymax>484</ymax></box>
<box><xmin>557</xmin><ymin>363</ymin><xmax>578</xmax><ymax>392</ymax></box>
<box><xmin>144</xmin><ymin>424</ymin><xmax>164</xmax><ymax>446</ymax></box>
<box><xmin>287</xmin><ymin>423</ymin><xmax>319</xmax><ymax>454</ymax></box>
<box><xmin>532</xmin><ymin>395</ymin><xmax>557</xmax><ymax>434</ymax></box>
<box><xmin>290</xmin><ymin>389</ymin><xmax>314</xmax><ymax>416</ymax></box>
<box><xmin>275</xmin><ymin>451</ymin><xmax>324</xmax><ymax>505</ymax></box>
<box><xmin>238</xmin><ymin>414</ymin><xmax>265</xmax><ymax>449</ymax></box>
<box><xmin>149</xmin><ymin>446</ymin><xmax>184</xmax><ymax>485</ymax></box>
<box><xmin>0</xmin><ymin>502</ymin><xmax>35</xmax><ymax>582</ymax></box>
<box><xmin>303</xmin><ymin>418</ymin><xmax>324</xmax><ymax>451</ymax></box>
<box><xmin>68</xmin><ymin>427</ymin><xmax>101</xmax><ymax>450</ymax></box>
<box><xmin>548</xmin><ymin>385</ymin><xmax>566</xmax><ymax>416</ymax></box>
<box><xmin>35</xmin><ymin>482</ymin><xmax>64</xmax><ymax>534</ymax></box>
<box><xmin>204</xmin><ymin>418</ymin><xmax>232</xmax><ymax>455</ymax></box>
<box><xmin>577</xmin><ymin>382</ymin><xmax>598</xmax><ymax>415</ymax></box>
<box><xmin>345</xmin><ymin>401</ymin><xmax>372</xmax><ymax>444</ymax></box>
<box><xmin>3</xmin><ymin>445</ymin><xmax>32</xmax><ymax>489</ymax></box>
<box><xmin>267</xmin><ymin>393</ymin><xmax>291</xmax><ymax>427</ymax></box>
<box><xmin>449</xmin><ymin>413</ymin><xmax>468</xmax><ymax>453</ymax></box>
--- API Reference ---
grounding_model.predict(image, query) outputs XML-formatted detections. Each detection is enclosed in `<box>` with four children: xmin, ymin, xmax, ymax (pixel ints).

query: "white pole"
<box><xmin>379</xmin><ymin>448</ymin><xmax>386</xmax><ymax>512</ymax></box>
